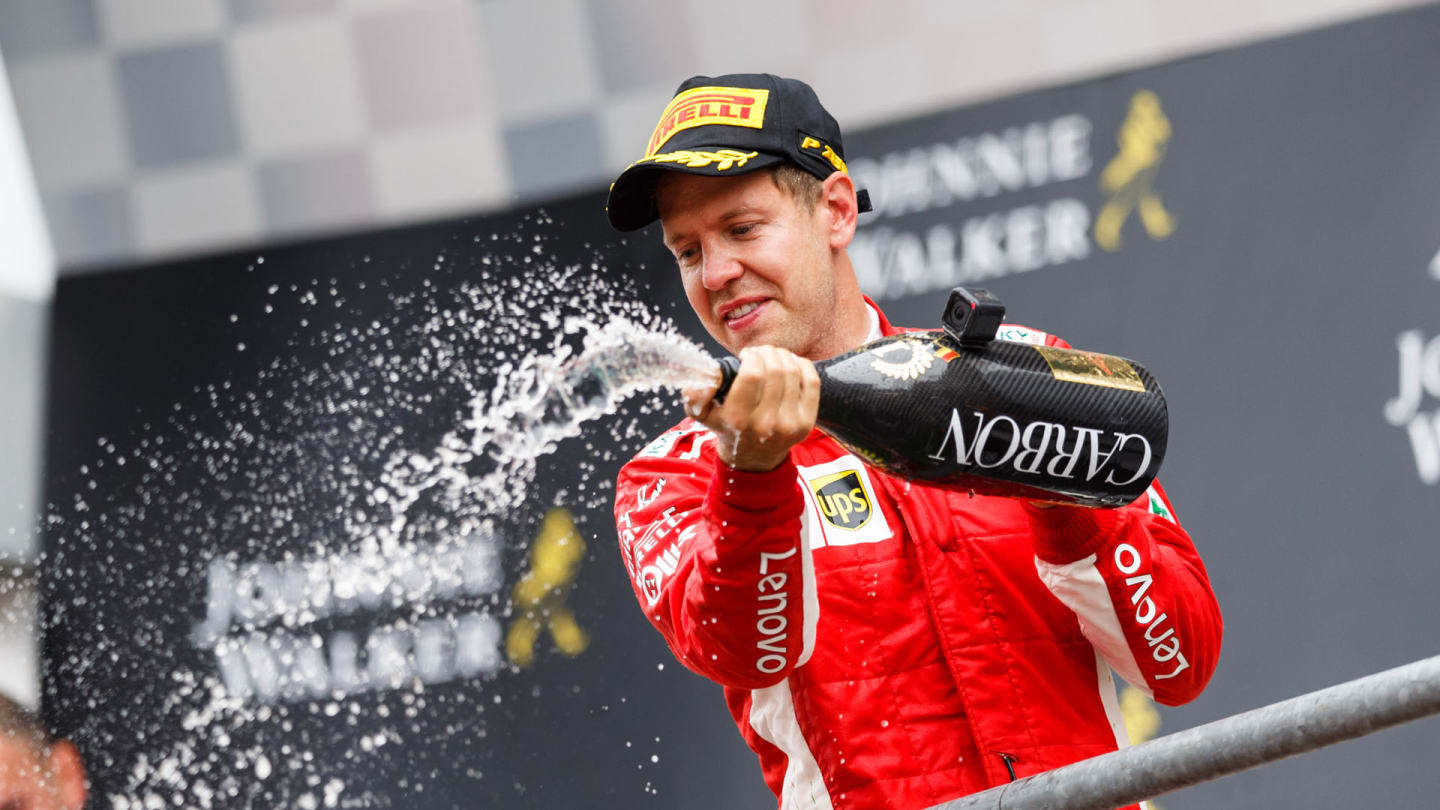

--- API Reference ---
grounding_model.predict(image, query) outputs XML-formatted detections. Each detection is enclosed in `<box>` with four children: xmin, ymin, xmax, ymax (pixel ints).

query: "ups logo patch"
<box><xmin>797</xmin><ymin>456</ymin><xmax>892</xmax><ymax>548</ymax></box>
<box><xmin>809</xmin><ymin>470</ymin><xmax>874</xmax><ymax>531</ymax></box>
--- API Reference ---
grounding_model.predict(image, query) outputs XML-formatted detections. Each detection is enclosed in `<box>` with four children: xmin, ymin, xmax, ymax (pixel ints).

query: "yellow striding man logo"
<box><xmin>1120</xmin><ymin>685</ymin><xmax>1166</xmax><ymax>810</ymax></box>
<box><xmin>506</xmin><ymin>508</ymin><xmax>589</xmax><ymax>668</ymax></box>
<box><xmin>1095</xmin><ymin>90</ymin><xmax>1177</xmax><ymax>252</ymax></box>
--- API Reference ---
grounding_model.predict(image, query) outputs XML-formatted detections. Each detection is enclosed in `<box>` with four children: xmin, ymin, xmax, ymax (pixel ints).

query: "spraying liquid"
<box><xmin>372</xmin><ymin>316</ymin><xmax>719</xmax><ymax>552</ymax></box>
<box><xmin>44</xmin><ymin>249</ymin><xmax>727</xmax><ymax>809</ymax></box>
<box><xmin>478</xmin><ymin>316</ymin><xmax>718</xmax><ymax>464</ymax></box>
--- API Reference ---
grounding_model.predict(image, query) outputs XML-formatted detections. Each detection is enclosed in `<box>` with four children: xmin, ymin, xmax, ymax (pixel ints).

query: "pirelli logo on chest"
<box><xmin>797</xmin><ymin>456</ymin><xmax>892</xmax><ymax>547</ymax></box>
<box><xmin>647</xmin><ymin>86</ymin><xmax>770</xmax><ymax>157</ymax></box>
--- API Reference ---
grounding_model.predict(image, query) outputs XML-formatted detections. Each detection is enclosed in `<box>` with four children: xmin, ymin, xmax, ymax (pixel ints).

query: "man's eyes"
<box><xmin>674</xmin><ymin>248</ymin><xmax>702</xmax><ymax>271</ymax></box>
<box><xmin>674</xmin><ymin>224</ymin><xmax>762</xmax><ymax>264</ymax></box>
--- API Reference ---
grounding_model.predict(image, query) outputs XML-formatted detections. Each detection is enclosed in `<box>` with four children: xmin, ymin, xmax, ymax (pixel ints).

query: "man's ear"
<box><xmin>49</xmin><ymin>740</ymin><xmax>87</xmax><ymax>810</ymax></box>
<box><xmin>820</xmin><ymin>171</ymin><xmax>859</xmax><ymax>250</ymax></box>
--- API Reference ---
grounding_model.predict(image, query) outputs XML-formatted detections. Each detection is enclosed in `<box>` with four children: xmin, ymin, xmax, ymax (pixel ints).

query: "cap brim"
<box><xmin>606</xmin><ymin>149</ymin><xmax>786</xmax><ymax>232</ymax></box>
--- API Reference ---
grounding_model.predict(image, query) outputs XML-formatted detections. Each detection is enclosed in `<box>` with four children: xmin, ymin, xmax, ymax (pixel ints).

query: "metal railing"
<box><xmin>932</xmin><ymin>654</ymin><xmax>1440</xmax><ymax>810</ymax></box>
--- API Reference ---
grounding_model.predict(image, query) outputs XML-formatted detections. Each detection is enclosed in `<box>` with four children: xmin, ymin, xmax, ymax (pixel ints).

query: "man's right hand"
<box><xmin>681</xmin><ymin>345</ymin><xmax>820</xmax><ymax>472</ymax></box>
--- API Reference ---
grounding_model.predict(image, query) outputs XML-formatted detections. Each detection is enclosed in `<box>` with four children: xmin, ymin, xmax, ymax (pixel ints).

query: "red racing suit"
<box><xmin>613</xmin><ymin>305</ymin><xmax>1222</xmax><ymax>810</ymax></box>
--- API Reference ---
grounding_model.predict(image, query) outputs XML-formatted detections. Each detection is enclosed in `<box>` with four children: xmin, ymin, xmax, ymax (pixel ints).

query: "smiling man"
<box><xmin>607</xmin><ymin>74</ymin><xmax>1222</xmax><ymax>810</ymax></box>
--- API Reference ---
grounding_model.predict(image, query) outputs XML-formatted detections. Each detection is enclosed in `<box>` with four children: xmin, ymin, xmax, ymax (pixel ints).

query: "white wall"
<box><xmin>0</xmin><ymin>49</ymin><xmax>49</xmax><ymax>705</ymax></box>
<box><xmin>0</xmin><ymin>47</ymin><xmax>54</xmax><ymax>561</ymax></box>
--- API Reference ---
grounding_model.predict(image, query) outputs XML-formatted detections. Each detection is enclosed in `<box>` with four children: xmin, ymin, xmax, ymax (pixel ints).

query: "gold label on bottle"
<box><xmin>1033</xmin><ymin>345</ymin><xmax>1147</xmax><ymax>392</ymax></box>
<box><xmin>867</xmin><ymin>337</ymin><xmax>935</xmax><ymax>380</ymax></box>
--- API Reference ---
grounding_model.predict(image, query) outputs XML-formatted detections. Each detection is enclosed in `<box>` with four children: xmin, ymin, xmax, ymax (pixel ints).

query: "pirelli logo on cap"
<box><xmin>797</xmin><ymin>456</ymin><xmax>892</xmax><ymax>547</ymax></box>
<box><xmin>646</xmin><ymin>86</ymin><xmax>770</xmax><ymax>157</ymax></box>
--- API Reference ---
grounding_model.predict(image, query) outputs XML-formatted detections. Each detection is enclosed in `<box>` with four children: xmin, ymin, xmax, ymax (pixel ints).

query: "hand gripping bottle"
<box><xmin>714</xmin><ymin>288</ymin><xmax>1168</xmax><ymax>508</ymax></box>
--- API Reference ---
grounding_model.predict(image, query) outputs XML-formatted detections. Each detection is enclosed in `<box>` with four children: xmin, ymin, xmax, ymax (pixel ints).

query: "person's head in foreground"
<box><xmin>607</xmin><ymin>73</ymin><xmax>875</xmax><ymax>364</ymax></box>
<box><xmin>0</xmin><ymin>694</ymin><xmax>86</xmax><ymax>810</ymax></box>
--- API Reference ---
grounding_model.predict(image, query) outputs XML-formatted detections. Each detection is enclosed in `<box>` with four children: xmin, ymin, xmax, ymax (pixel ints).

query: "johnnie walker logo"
<box><xmin>1384</xmin><ymin>329</ymin><xmax>1440</xmax><ymax>485</ymax></box>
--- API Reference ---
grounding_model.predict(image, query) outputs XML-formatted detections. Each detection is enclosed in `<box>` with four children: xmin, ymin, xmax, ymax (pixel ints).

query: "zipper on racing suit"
<box><xmin>996</xmin><ymin>752</ymin><xmax>1019</xmax><ymax>782</ymax></box>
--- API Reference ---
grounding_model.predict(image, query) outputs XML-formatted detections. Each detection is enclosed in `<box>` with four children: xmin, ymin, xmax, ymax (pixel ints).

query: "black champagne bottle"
<box><xmin>714</xmin><ymin>288</ymin><xmax>1168</xmax><ymax>508</ymax></box>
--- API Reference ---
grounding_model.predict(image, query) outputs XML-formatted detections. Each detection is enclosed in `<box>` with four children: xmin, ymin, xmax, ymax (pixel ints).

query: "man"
<box><xmin>0</xmin><ymin>693</ymin><xmax>86</xmax><ymax>810</ymax></box>
<box><xmin>607</xmin><ymin>73</ymin><xmax>1221</xmax><ymax>810</ymax></box>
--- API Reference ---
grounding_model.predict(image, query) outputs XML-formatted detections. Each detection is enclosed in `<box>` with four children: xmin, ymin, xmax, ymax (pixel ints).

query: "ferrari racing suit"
<box><xmin>613</xmin><ymin>303</ymin><xmax>1222</xmax><ymax>810</ymax></box>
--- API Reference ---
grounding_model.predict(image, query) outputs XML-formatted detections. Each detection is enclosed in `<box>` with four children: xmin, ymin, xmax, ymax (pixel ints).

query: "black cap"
<box><xmin>605</xmin><ymin>73</ymin><xmax>872</xmax><ymax>232</ymax></box>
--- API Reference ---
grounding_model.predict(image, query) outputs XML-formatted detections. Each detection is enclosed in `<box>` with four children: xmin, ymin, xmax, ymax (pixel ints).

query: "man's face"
<box><xmin>0</xmin><ymin>736</ymin><xmax>85</xmax><ymax>810</ymax></box>
<box><xmin>656</xmin><ymin>170</ymin><xmax>841</xmax><ymax>359</ymax></box>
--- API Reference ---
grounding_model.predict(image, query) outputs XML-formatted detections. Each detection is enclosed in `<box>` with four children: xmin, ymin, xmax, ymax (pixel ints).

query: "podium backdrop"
<box><xmin>44</xmin><ymin>6</ymin><xmax>1440</xmax><ymax>808</ymax></box>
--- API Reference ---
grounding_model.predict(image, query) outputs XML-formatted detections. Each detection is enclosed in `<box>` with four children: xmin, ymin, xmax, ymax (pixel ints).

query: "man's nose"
<box><xmin>700</xmin><ymin>247</ymin><xmax>744</xmax><ymax>291</ymax></box>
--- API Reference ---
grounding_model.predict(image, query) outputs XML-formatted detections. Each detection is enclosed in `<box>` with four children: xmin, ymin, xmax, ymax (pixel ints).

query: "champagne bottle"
<box><xmin>713</xmin><ymin>288</ymin><xmax>1168</xmax><ymax>508</ymax></box>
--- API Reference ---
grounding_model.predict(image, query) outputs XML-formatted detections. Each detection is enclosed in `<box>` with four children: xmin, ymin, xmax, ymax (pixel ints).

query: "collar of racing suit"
<box><xmin>862</xmin><ymin>294</ymin><xmax>899</xmax><ymax>342</ymax></box>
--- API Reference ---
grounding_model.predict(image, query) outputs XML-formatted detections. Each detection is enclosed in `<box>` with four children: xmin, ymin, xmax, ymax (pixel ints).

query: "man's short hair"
<box><xmin>770</xmin><ymin>163</ymin><xmax>824</xmax><ymax>211</ymax></box>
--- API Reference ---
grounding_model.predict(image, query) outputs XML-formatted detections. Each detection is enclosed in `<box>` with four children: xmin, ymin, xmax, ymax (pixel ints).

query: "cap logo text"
<box><xmin>800</xmin><ymin>136</ymin><xmax>848</xmax><ymax>173</ymax></box>
<box><xmin>633</xmin><ymin>149</ymin><xmax>758</xmax><ymax>172</ymax></box>
<box><xmin>647</xmin><ymin>86</ymin><xmax>770</xmax><ymax>157</ymax></box>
